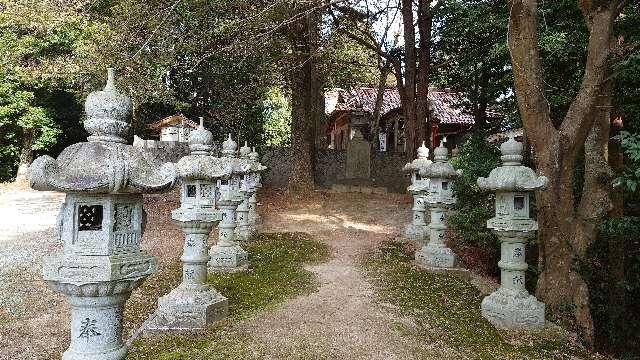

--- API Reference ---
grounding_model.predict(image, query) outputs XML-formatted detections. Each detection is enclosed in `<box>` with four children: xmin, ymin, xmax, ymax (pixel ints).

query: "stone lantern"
<box><xmin>28</xmin><ymin>68</ymin><xmax>177</xmax><ymax>360</ymax></box>
<box><xmin>402</xmin><ymin>142</ymin><xmax>432</xmax><ymax>241</ymax></box>
<box><xmin>208</xmin><ymin>134</ymin><xmax>251</xmax><ymax>272</ymax></box>
<box><xmin>477</xmin><ymin>136</ymin><xmax>548</xmax><ymax>329</ymax></box>
<box><xmin>145</xmin><ymin>119</ymin><xmax>228</xmax><ymax>334</ymax></box>
<box><xmin>415</xmin><ymin>141</ymin><xmax>462</xmax><ymax>269</ymax></box>
<box><xmin>247</xmin><ymin>147</ymin><xmax>264</xmax><ymax>229</ymax></box>
<box><xmin>236</xmin><ymin>142</ymin><xmax>266</xmax><ymax>241</ymax></box>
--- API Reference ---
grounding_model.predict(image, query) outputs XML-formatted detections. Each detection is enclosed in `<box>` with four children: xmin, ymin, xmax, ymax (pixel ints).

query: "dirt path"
<box><xmin>240</xmin><ymin>190</ymin><xmax>430</xmax><ymax>359</ymax></box>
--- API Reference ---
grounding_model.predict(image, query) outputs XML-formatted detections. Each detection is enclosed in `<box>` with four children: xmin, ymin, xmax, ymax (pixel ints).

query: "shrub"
<box><xmin>449</xmin><ymin>132</ymin><xmax>501</xmax><ymax>276</ymax></box>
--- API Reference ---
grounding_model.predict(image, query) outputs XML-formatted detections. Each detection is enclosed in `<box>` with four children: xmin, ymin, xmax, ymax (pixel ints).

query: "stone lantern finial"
<box><xmin>222</xmin><ymin>133</ymin><xmax>237</xmax><ymax>157</ymax></box>
<box><xmin>249</xmin><ymin>147</ymin><xmax>259</xmax><ymax>161</ymax></box>
<box><xmin>417</xmin><ymin>141</ymin><xmax>429</xmax><ymax>159</ymax></box>
<box><xmin>240</xmin><ymin>141</ymin><xmax>251</xmax><ymax>158</ymax></box>
<box><xmin>433</xmin><ymin>141</ymin><xmax>449</xmax><ymax>162</ymax></box>
<box><xmin>188</xmin><ymin>117</ymin><xmax>213</xmax><ymax>155</ymax></box>
<box><xmin>84</xmin><ymin>68</ymin><xmax>132</xmax><ymax>144</ymax></box>
<box><xmin>500</xmin><ymin>135</ymin><xmax>524</xmax><ymax>166</ymax></box>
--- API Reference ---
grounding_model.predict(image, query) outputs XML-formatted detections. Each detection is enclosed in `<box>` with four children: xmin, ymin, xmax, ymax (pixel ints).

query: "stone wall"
<box><xmin>261</xmin><ymin>147</ymin><xmax>409</xmax><ymax>193</ymax></box>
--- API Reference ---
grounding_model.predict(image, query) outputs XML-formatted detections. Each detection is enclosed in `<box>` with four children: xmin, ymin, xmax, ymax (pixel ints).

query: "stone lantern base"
<box><xmin>415</xmin><ymin>244</ymin><xmax>457</xmax><ymax>268</ymax></box>
<box><xmin>208</xmin><ymin>245</ymin><xmax>249</xmax><ymax>273</ymax></box>
<box><xmin>145</xmin><ymin>285</ymin><xmax>228</xmax><ymax>334</ymax></box>
<box><xmin>481</xmin><ymin>288</ymin><xmax>545</xmax><ymax>329</ymax></box>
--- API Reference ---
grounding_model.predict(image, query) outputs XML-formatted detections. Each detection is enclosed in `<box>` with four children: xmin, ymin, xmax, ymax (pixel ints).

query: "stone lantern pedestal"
<box><xmin>208</xmin><ymin>134</ymin><xmax>251</xmax><ymax>273</ymax></box>
<box><xmin>477</xmin><ymin>136</ymin><xmax>548</xmax><ymax>330</ymax></box>
<box><xmin>403</xmin><ymin>142</ymin><xmax>432</xmax><ymax>241</ymax></box>
<box><xmin>29</xmin><ymin>68</ymin><xmax>177</xmax><ymax>360</ymax></box>
<box><xmin>415</xmin><ymin>142</ymin><xmax>461</xmax><ymax>269</ymax></box>
<box><xmin>146</xmin><ymin>120</ymin><xmax>229</xmax><ymax>333</ymax></box>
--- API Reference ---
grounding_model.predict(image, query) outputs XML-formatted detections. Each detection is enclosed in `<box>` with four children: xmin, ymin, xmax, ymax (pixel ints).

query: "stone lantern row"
<box><xmin>29</xmin><ymin>69</ymin><xmax>265</xmax><ymax>360</ymax></box>
<box><xmin>404</xmin><ymin>136</ymin><xmax>548</xmax><ymax>331</ymax></box>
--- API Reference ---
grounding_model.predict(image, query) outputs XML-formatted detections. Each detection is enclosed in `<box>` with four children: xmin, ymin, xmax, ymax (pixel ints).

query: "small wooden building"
<box><xmin>148</xmin><ymin>113</ymin><xmax>198</xmax><ymax>142</ymax></box>
<box><xmin>324</xmin><ymin>86</ymin><xmax>488</xmax><ymax>152</ymax></box>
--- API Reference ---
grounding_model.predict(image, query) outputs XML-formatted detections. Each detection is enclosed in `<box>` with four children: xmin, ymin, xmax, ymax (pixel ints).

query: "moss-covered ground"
<box><xmin>126</xmin><ymin>232</ymin><xmax>330</xmax><ymax>360</ymax></box>
<box><xmin>361</xmin><ymin>240</ymin><xmax>604</xmax><ymax>360</ymax></box>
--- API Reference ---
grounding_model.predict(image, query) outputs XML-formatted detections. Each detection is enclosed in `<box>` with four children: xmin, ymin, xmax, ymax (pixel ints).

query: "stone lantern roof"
<box><xmin>477</xmin><ymin>137</ymin><xmax>548</xmax><ymax>192</ymax></box>
<box><xmin>239</xmin><ymin>141</ymin><xmax>252</xmax><ymax>158</ymax></box>
<box><xmin>419</xmin><ymin>142</ymin><xmax>462</xmax><ymax>179</ymax></box>
<box><xmin>402</xmin><ymin>142</ymin><xmax>432</xmax><ymax>173</ymax></box>
<box><xmin>29</xmin><ymin>68</ymin><xmax>177</xmax><ymax>194</ymax></box>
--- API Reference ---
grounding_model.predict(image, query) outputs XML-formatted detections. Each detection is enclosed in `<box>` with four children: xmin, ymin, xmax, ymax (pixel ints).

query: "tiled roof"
<box><xmin>325</xmin><ymin>86</ymin><xmax>476</xmax><ymax>125</ymax></box>
<box><xmin>148</xmin><ymin>113</ymin><xmax>198</xmax><ymax>131</ymax></box>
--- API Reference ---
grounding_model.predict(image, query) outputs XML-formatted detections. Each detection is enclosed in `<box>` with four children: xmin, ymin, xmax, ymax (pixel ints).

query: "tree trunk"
<box><xmin>507</xmin><ymin>0</ymin><xmax>620</xmax><ymax>342</ymax></box>
<box><xmin>15</xmin><ymin>127</ymin><xmax>34</xmax><ymax>184</ymax></box>
<box><xmin>287</xmin><ymin>10</ymin><xmax>319</xmax><ymax>197</ymax></box>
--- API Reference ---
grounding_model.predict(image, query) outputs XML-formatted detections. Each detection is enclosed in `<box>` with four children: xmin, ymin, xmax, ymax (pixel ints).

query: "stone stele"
<box><xmin>208</xmin><ymin>134</ymin><xmax>252</xmax><ymax>273</ymax></box>
<box><xmin>145</xmin><ymin>118</ymin><xmax>229</xmax><ymax>334</ymax></box>
<box><xmin>477</xmin><ymin>136</ymin><xmax>548</xmax><ymax>330</ymax></box>
<box><xmin>402</xmin><ymin>142</ymin><xmax>432</xmax><ymax>241</ymax></box>
<box><xmin>415</xmin><ymin>142</ymin><xmax>462</xmax><ymax>269</ymax></box>
<box><xmin>29</xmin><ymin>68</ymin><xmax>177</xmax><ymax>360</ymax></box>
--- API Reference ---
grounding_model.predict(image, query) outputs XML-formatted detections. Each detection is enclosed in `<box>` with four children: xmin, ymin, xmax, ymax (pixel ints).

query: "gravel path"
<box><xmin>240</xmin><ymin>190</ymin><xmax>430</xmax><ymax>359</ymax></box>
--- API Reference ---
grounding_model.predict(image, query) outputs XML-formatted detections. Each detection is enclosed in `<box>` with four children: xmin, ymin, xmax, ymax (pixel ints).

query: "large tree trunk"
<box><xmin>287</xmin><ymin>9</ymin><xmax>320</xmax><ymax>197</ymax></box>
<box><xmin>507</xmin><ymin>0</ymin><xmax>620</xmax><ymax>342</ymax></box>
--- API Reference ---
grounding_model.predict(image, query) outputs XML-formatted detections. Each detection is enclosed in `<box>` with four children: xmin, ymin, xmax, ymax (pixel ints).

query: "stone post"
<box><xmin>415</xmin><ymin>142</ymin><xmax>461</xmax><ymax>269</ymax></box>
<box><xmin>145</xmin><ymin>119</ymin><xmax>228</xmax><ymax>333</ymax></box>
<box><xmin>477</xmin><ymin>136</ymin><xmax>548</xmax><ymax>329</ymax></box>
<box><xmin>402</xmin><ymin>142</ymin><xmax>431</xmax><ymax>241</ymax></box>
<box><xmin>28</xmin><ymin>68</ymin><xmax>177</xmax><ymax>360</ymax></box>
<box><xmin>208</xmin><ymin>134</ymin><xmax>251</xmax><ymax>272</ymax></box>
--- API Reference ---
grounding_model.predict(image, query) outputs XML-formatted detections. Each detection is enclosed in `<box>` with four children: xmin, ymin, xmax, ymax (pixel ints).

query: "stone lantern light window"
<box><xmin>78</xmin><ymin>204</ymin><xmax>103</xmax><ymax>231</ymax></box>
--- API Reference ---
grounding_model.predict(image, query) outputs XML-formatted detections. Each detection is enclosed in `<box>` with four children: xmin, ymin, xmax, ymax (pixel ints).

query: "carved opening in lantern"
<box><xmin>186</xmin><ymin>185</ymin><xmax>197</xmax><ymax>198</ymax></box>
<box><xmin>514</xmin><ymin>195</ymin><xmax>525</xmax><ymax>211</ymax></box>
<box><xmin>442</xmin><ymin>181</ymin><xmax>449</xmax><ymax>190</ymax></box>
<box><xmin>78</xmin><ymin>205</ymin><xmax>103</xmax><ymax>231</ymax></box>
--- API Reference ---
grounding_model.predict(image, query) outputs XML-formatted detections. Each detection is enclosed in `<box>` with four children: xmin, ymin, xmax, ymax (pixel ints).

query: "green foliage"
<box><xmin>449</xmin><ymin>133</ymin><xmax>500</xmax><ymax>248</ymax></box>
<box><xmin>262</xmin><ymin>87</ymin><xmax>292</xmax><ymax>147</ymax></box>
<box><xmin>127</xmin><ymin>232</ymin><xmax>330</xmax><ymax>359</ymax></box>
<box><xmin>583</xmin><ymin>217</ymin><xmax>640</xmax><ymax>355</ymax></box>
<box><xmin>614</xmin><ymin>131</ymin><xmax>640</xmax><ymax>193</ymax></box>
<box><xmin>433</xmin><ymin>0</ymin><xmax>516</xmax><ymax>128</ymax></box>
<box><xmin>362</xmin><ymin>240</ymin><xmax>599</xmax><ymax>358</ymax></box>
<box><xmin>0</xmin><ymin>0</ymin><xmax>98</xmax><ymax>181</ymax></box>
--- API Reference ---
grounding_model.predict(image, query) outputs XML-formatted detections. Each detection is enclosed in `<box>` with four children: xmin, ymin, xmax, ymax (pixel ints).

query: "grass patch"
<box><xmin>127</xmin><ymin>232</ymin><xmax>330</xmax><ymax>359</ymax></box>
<box><xmin>362</xmin><ymin>240</ymin><xmax>603</xmax><ymax>360</ymax></box>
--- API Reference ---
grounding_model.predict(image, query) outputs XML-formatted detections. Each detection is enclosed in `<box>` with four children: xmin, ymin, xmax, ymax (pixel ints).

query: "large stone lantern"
<box><xmin>402</xmin><ymin>142</ymin><xmax>432</xmax><ymax>241</ymax></box>
<box><xmin>208</xmin><ymin>134</ymin><xmax>251</xmax><ymax>272</ymax></box>
<box><xmin>145</xmin><ymin>119</ymin><xmax>228</xmax><ymax>333</ymax></box>
<box><xmin>236</xmin><ymin>142</ymin><xmax>266</xmax><ymax>241</ymax></box>
<box><xmin>415</xmin><ymin>142</ymin><xmax>461</xmax><ymax>269</ymax></box>
<box><xmin>29</xmin><ymin>68</ymin><xmax>177</xmax><ymax>360</ymax></box>
<box><xmin>247</xmin><ymin>147</ymin><xmax>264</xmax><ymax>228</ymax></box>
<box><xmin>477</xmin><ymin>136</ymin><xmax>548</xmax><ymax>329</ymax></box>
